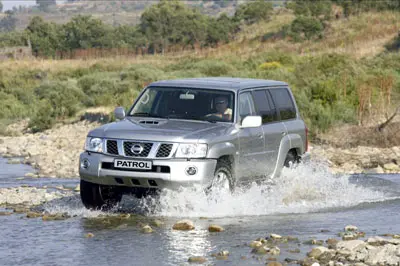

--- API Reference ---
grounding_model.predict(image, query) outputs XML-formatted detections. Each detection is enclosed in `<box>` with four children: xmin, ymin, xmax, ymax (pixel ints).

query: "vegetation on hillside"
<box><xmin>0</xmin><ymin>0</ymin><xmax>399</xmax><ymax>139</ymax></box>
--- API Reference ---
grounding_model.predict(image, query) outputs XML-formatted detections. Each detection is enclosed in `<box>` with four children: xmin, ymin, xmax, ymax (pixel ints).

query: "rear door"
<box><xmin>251</xmin><ymin>89</ymin><xmax>287</xmax><ymax>176</ymax></box>
<box><xmin>237</xmin><ymin>91</ymin><xmax>265</xmax><ymax>181</ymax></box>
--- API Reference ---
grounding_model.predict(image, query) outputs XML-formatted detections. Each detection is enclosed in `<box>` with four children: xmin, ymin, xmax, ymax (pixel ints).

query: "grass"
<box><xmin>1</xmin><ymin>11</ymin><xmax>399</xmax><ymax>144</ymax></box>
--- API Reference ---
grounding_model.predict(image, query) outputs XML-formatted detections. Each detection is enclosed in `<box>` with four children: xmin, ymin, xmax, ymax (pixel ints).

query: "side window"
<box><xmin>238</xmin><ymin>92</ymin><xmax>256</xmax><ymax>122</ymax></box>
<box><xmin>269</xmin><ymin>88</ymin><xmax>297</xmax><ymax>120</ymax></box>
<box><xmin>251</xmin><ymin>89</ymin><xmax>278</xmax><ymax>124</ymax></box>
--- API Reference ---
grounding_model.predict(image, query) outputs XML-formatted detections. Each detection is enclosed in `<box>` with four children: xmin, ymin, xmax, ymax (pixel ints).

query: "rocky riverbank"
<box><xmin>0</xmin><ymin>119</ymin><xmax>399</xmax><ymax>178</ymax></box>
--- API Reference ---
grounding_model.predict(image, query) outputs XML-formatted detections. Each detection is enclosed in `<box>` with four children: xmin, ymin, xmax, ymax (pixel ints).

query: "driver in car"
<box><xmin>206</xmin><ymin>95</ymin><xmax>232</xmax><ymax>121</ymax></box>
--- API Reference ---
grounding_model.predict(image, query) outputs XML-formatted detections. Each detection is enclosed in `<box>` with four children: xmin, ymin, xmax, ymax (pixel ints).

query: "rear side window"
<box><xmin>251</xmin><ymin>89</ymin><xmax>278</xmax><ymax>124</ymax></box>
<box><xmin>269</xmin><ymin>88</ymin><xmax>296</xmax><ymax>120</ymax></box>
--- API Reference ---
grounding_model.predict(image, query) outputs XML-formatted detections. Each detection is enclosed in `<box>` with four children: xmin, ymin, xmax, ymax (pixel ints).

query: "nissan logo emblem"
<box><xmin>131</xmin><ymin>144</ymin><xmax>144</xmax><ymax>154</ymax></box>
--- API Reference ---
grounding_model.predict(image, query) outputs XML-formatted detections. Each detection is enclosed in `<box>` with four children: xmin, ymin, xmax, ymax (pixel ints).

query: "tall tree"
<box><xmin>36</xmin><ymin>0</ymin><xmax>56</xmax><ymax>11</ymax></box>
<box><xmin>0</xmin><ymin>11</ymin><xmax>17</xmax><ymax>32</ymax></box>
<box><xmin>0</xmin><ymin>1</ymin><xmax>3</xmax><ymax>13</ymax></box>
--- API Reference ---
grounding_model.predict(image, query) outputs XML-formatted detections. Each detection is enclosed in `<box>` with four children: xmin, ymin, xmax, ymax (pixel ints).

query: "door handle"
<box><xmin>281</xmin><ymin>131</ymin><xmax>287</xmax><ymax>136</ymax></box>
<box><xmin>257</xmin><ymin>133</ymin><xmax>263</xmax><ymax>139</ymax></box>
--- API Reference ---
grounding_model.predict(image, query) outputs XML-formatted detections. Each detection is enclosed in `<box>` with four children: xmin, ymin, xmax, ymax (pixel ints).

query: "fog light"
<box><xmin>185</xmin><ymin>166</ymin><xmax>197</xmax><ymax>176</ymax></box>
<box><xmin>81</xmin><ymin>159</ymin><xmax>90</xmax><ymax>169</ymax></box>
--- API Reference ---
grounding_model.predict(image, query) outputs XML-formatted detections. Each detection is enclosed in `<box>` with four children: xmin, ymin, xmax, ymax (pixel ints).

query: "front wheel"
<box><xmin>205</xmin><ymin>159</ymin><xmax>235</xmax><ymax>194</ymax></box>
<box><xmin>80</xmin><ymin>180</ymin><xmax>122</xmax><ymax>210</ymax></box>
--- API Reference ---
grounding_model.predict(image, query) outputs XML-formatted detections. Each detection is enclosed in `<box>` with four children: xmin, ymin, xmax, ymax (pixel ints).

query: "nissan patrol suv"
<box><xmin>79</xmin><ymin>78</ymin><xmax>309</xmax><ymax>210</ymax></box>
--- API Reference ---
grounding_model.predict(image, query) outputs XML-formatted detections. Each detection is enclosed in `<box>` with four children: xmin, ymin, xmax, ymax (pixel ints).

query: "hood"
<box><xmin>88</xmin><ymin>117</ymin><xmax>232</xmax><ymax>142</ymax></box>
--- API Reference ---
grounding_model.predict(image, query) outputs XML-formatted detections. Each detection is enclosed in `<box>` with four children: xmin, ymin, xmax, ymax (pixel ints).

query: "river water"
<box><xmin>0</xmin><ymin>157</ymin><xmax>400</xmax><ymax>265</ymax></box>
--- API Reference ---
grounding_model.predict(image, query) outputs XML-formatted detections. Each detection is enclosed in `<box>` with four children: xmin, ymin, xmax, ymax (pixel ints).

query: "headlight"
<box><xmin>85</xmin><ymin>137</ymin><xmax>104</xmax><ymax>153</ymax></box>
<box><xmin>175</xmin><ymin>143</ymin><xmax>207</xmax><ymax>158</ymax></box>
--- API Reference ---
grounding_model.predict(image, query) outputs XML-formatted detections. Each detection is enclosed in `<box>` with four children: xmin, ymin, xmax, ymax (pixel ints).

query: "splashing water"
<box><xmin>138</xmin><ymin>161</ymin><xmax>389</xmax><ymax>218</ymax></box>
<box><xmin>40</xmin><ymin>161</ymin><xmax>393</xmax><ymax>218</ymax></box>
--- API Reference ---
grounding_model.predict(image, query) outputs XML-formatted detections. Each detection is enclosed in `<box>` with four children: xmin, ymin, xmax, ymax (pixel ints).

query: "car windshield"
<box><xmin>128</xmin><ymin>87</ymin><xmax>235</xmax><ymax>122</ymax></box>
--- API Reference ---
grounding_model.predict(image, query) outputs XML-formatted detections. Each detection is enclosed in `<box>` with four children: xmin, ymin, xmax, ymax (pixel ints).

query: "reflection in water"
<box><xmin>164</xmin><ymin>229</ymin><xmax>212</xmax><ymax>263</ymax></box>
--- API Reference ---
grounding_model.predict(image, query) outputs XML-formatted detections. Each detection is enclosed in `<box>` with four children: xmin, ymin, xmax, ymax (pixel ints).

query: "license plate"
<box><xmin>114</xmin><ymin>159</ymin><xmax>152</xmax><ymax>170</ymax></box>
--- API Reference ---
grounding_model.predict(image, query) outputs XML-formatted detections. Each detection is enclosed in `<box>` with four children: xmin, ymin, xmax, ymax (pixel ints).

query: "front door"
<box><xmin>237</xmin><ymin>92</ymin><xmax>265</xmax><ymax>182</ymax></box>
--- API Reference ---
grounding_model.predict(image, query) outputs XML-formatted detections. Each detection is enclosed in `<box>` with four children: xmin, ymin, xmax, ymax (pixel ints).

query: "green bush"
<box><xmin>34</xmin><ymin>80</ymin><xmax>85</xmax><ymax>118</ymax></box>
<box><xmin>192</xmin><ymin>59</ymin><xmax>235</xmax><ymax>76</ymax></box>
<box><xmin>0</xmin><ymin>92</ymin><xmax>26</xmax><ymax>119</ymax></box>
<box><xmin>28</xmin><ymin>100</ymin><xmax>55</xmax><ymax>133</ymax></box>
<box><xmin>288</xmin><ymin>16</ymin><xmax>324</xmax><ymax>41</ymax></box>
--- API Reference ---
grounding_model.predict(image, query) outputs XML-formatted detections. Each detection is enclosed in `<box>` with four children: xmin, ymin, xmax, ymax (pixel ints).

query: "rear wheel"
<box><xmin>284</xmin><ymin>150</ymin><xmax>300</xmax><ymax>168</ymax></box>
<box><xmin>205</xmin><ymin>159</ymin><xmax>235</xmax><ymax>194</ymax></box>
<box><xmin>80</xmin><ymin>180</ymin><xmax>123</xmax><ymax>210</ymax></box>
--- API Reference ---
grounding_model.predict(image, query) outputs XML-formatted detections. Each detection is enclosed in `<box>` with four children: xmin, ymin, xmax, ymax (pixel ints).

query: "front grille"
<box><xmin>106</xmin><ymin>140</ymin><xmax>119</xmax><ymax>155</ymax></box>
<box><xmin>156</xmin><ymin>144</ymin><xmax>173</xmax><ymax>157</ymax></box>
<box><xmin>123</xmin><ymin>142</ymin><xmax>152</xmax><ymax>157</ymax></box>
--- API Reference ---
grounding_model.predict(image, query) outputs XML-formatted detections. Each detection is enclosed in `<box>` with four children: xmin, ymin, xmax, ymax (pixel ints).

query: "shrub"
<box><xmin>0</xmin><ymin>92</ymin><xmax>26</xmax><ymax>119</ymax></box>
<box><xmin>259</xmin><ymin>61</ymin><xmax>283</xmax><ymax>70</ymax></box>
<box><xmin>28</xmin><ymin>100</ymin><xmax>55</xmax><ymax>133</ymax></box>
<box><xmin>192</xmin><ymin>59</ymin><xmax>234</xmax><ymax>76</ymax></box>
<box><xmin>34</xmin><ymin>80</ymin><xmax>85</xmax><ymax>118</ymax></box>
<box><xmin>288</xmin><ymin>16</ymin><xmax>324</xmax><ymax>41</ymax></box>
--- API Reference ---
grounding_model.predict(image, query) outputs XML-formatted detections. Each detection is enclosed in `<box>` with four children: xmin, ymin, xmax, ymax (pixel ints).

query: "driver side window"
<box><xmin>238</xmin><ymin>92</ymin><xmax>256</xmax><ymax>122</ymax></box>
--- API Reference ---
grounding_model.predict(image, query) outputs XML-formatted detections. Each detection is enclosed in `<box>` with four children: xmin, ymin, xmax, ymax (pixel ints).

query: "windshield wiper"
<box><xmin>130</xmin><ymin>112</ymin><xmax>167</xmax><ymax>119</ymax></box>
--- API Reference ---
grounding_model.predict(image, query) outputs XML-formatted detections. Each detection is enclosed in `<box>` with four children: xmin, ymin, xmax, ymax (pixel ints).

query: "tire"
<box><xmin>205</xmin><ymin>159</ymin><xmax>235</xmax><ymax>194</ymax></box>
<box><xmin>80</xmin><ymin>179</ymin><xmax>122</xmax><ymax>210</ymax></box>
<box><xmin>284</xmin><ymin>150</ymin><xmax>300</xmax><ymax>168</ymax></box>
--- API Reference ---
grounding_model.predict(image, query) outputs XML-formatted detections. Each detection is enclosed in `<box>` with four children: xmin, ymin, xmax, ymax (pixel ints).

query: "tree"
<box><xmin>26</xmin><ymin>16</ymin><xmax>62</xmax><ymax>57</ymax></box>
<box><xmin>140</xmin><ymin>0</ymin><xmax>209</xmax><ymax>53</ymax></box>
<box><xmin>62</xmin><ymin>15</ymin><xmax>112</xmax><ymax>50</ymax></box>
<box><xmin>291</xmin><ymin>0</ymin><xmax>332</xmax><ymax>21</ymax></box>
<box><xmin>36</xmin><ymin>0</ymin><xmax>56</xmax><ymax>11</ymax></box>
<box><xmin>234</xmin><ymin>0</ymin><xmax>273</xmax><ymax>25</ymax></box>
<box><xmin>0</xmin><ymin>11</ymin><xmax>17</xmax><ymax>32</ymax></box>
<box><xmin>0</xmin><ymin>1</ymin><xmax>3</xmax><ymax>13</ymax></box>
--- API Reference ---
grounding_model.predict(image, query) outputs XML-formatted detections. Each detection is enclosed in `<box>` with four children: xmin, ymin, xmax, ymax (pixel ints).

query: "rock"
<box><xmin>307</xmin><ymin>246</ymin><xmax>330</xmax><ymax>259</ymax></box>
<box><xmin>249</xmin><ymin>241</ymin><xmax>263</xmax><ymax>248</ymax></box>
<box><xmin>345</xmin><ymin>225</ymin><xmax>358</xmax><ymax>232</ymax></box>
<box><xmin>85</xmin><ymin>233</ymin><xmax>94</xmax><ymax>238</ymax></box>
<box><xmin>304</xmin><ymin>239</ymin><xmax>324</xmax><ymax>245</ymax></box>
<box><xmin>141</xmin><ymin>225</ymin><xmax>153</xmax><ymax>233</ymax></box>
<box><xmin>342</xmin><ymin>234</ymin><xmax>358</xmax><ymax>241</ymax></box>
<box><xmin>269</xmin><ymin>247</ymin><xmax>280</xmax><ymax>255</ymax></box>
<box><xmin>326</xmin><ymin>238</ymin><xmax>339</xmax><ymax>247</ymax></box>
<box><xmin>26</xmin><ymin>212</ymin><xmax>42</xmax><ymax>218</ymax></box>
<box><xmin>187</xmin><ymin>256</ymin><xmax>206</xmax><ymax>263</ymax></box>
<box><xmin>42</xmin><ymin>213</ymin><xmax>70</xmax><ymax>221</ymax></box>
<box><xmin>393</xmin><ymin>234</ymin><xmax>400</xmax><ymax>239</ymax></box>
<box><xmin>208</xmin><ymin>224</ymin><xmax>224</xmax><ymax>232</ymax></box>
<box><xmin>119</xmin><ymin>213</ymin><xmax>131</xmax><ymax>219</ymax></box>
<box><xmin>151</xmin><ymin>219</ymin><xmax>164</xmax><ymax>227</ymax></box>
<box><xmin>367</xmin><ymin>236</ymin><xmax>388</xmax><ymax>246</ymax></box>
<box><xmin>74</xmin><ymin>184</ymin><xmax>80</xmax><ymax>192</ymax></box>
<box><xmin>251</xmin><ymin>246</ymin><xmax>270</xmax><ymax>255</ymax></box>
<box><xmin>217</xmin><ymin>250</ymin><xmax>229</xmax><ymax>257</ymax></box>
<box><xmin>270</xmin><ymin>233</ymin><xmax>282</xmax><ymax>240</ymax></box>
<box><xmin>383</xmin><ymin>163</ymin><xmax>399</xmax><ymax>171</ymax></box>
<box><xmin>267</xmin><ymin>262</ymin><xmax>282</xmax><ymax>266</ymax></box>
<box><xmin>172</xmin><ymin>219</ymin><xmax>194</xmax><ymax>230</ymax></box>
<box><xmin>288</xmin><ymin>248</ymin><xmax>300</xmax><ymax>253</ymax></box>
<box><xmin>7</xmin><ymin>159</ymin><xmax>21</xmax><ymax>164</ymax></box>
<box><xmin>0</xmin><ymin>211</ymin><xmax>12</xmax><ymax>216</ymax></box>
<box><xmin>363</xmin><ymin>166</ymin><xmax>384</xmax><ymax>174</ymax></box>
<box><xmin>336</xmin><ymin>240</ymin><xmax>366</xmax><ymax>253</ymax></box>
<box><xmin>364</xmin><ymin>244</ymin><xmax>399</xmax><ymax>265</ymax></box>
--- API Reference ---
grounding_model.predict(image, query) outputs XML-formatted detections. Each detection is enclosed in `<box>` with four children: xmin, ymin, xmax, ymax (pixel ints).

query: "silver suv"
<box><xmin>79</xmin><ymin>78</ymin><xmax>309</xmax><ymax>210</ymax></box>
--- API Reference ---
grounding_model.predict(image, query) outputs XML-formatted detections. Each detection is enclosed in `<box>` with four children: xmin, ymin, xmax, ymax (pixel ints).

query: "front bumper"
<box><xmin>79</xmin><ymin>152</ymin><xmax>217</xmax><ymax>190</ymax></box>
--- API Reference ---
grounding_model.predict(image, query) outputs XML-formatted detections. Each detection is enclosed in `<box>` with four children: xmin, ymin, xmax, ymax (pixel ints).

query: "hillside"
<box><xmin>0</xmin><ymin>8</ymin><xmax>399</xmax><ymax>149</ymax></box>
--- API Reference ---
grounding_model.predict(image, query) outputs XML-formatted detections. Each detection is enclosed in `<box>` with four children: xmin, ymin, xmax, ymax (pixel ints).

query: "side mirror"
<box><xmin>240</xmin><ymin>115</ymin><xmax>262</xmax><ymax>128</ymax></box>
<box><xmin>114</xmin><ymin>107</ymin><xmax>125</xmax><ymax>120</ymax></box>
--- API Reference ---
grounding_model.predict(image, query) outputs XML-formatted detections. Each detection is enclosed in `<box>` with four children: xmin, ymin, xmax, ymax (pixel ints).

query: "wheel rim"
<box><xmin>213</xmin><ymin>170</ymin><xmax>231</xmax><ymax>191</ymax></box>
